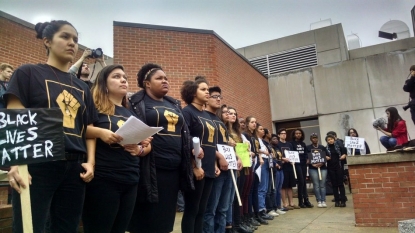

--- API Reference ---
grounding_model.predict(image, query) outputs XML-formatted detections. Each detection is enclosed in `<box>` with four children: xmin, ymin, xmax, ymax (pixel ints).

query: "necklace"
<box><xmin>48</xmin><ymin>65</ymin><xmax>74</xmax><ymax>118</ymax></box>
<box><xmin>312</xmin><ymin>144</ymin><xmax>319</xmax><ymax>148</ymax></box>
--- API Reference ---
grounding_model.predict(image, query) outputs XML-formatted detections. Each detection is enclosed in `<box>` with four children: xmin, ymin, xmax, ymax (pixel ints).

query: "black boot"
<box><xmin>226</xmin><ymin>228</ymin><xmax>235</xmax><ymax>233</ymax></box>
<box><xmin>304</xmin><ymin>197</ymin><xmax>314</xmax><ymax>208</ymax></box>
<box><xmin>335</xmin><ymin>202</ymin><xmax>340</xmax><ymax>207</ymax></box>
<box><xmin>248</xmin><ymin>214</ymin><xmax>260</xmax><ymax>227</ymax></box>
<box><xmin>242</xmin><ymin>215</ymin><xmax>256</xmax><ymax>231</ymax></box>
<box><xmin>255</xmin><ymin>214</ymin><xmax>269</xmax><ymax>225</ymax></box>
<box><xmin>259</xmin><ymin>210</ymin><xmax>274</xmax><ymax>220</ymax></box>
<box><xmin>298</xmin><ymin>196</ymin><xmax>306</xmax><ymax>208</ymax></box>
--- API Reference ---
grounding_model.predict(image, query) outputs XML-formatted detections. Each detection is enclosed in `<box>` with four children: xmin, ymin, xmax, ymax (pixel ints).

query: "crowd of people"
<box><xmin>0</xmin><ymin>19</ymin><xmax>412</xmax><ymax>233</ymax></box>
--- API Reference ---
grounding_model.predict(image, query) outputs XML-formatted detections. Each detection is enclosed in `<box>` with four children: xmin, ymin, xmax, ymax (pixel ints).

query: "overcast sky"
<box><xmin>2</xmin><ymin>0</ymin><xmax>414</xmax><ymax>57</ymax></box>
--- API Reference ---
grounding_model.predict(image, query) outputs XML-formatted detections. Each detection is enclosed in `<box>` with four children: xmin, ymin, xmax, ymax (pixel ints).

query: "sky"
<box><xmin>2</xmin><ymin>0</ymin><xmax>414</xmax><ymax>57</ymax></box>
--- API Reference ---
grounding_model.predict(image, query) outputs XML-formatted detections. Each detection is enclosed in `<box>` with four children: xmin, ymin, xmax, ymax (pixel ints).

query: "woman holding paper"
<box><xmin>325</xmin><ymin>134</ymin><xmax>347</xmax><ymax>207</ymax></box>
<box><xmin>180</xmin><ymin>76</ymin><xmax>217</xmax><ymax>233</ymax></box>
<box><xmin>127</xmin><ymin>63</ymin><xmax>195</xmax><ymax>233</ymax></box>
<box><xmin>5</xmin><ymin>20</ymin><xmax>97</xmax><ymax>232</ymax></box>
<box><xmin>306</xmin><ymin>133</ymin><xmax>328</xmax><ymax>208</ymax></box>
<box><xmin>82</xmin><ymin>65</ymin><xmax>151</xmax><ymax>233</ymax></box>
<box><xmin>376</xmin><ymin>107</ymin><xmax>408</xmax><ymax>151</ymax></box>
<box><xmin>347</xmin><ymin>128</ymin><xmax>371</xmax><ymax>155</ymax></box>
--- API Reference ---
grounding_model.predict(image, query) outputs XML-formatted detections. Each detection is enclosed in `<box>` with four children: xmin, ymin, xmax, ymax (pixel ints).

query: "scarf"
<box><xmin>326</xmin><ymin>143</ymin><xmax>341</xmax><ymax>158</ymax></box>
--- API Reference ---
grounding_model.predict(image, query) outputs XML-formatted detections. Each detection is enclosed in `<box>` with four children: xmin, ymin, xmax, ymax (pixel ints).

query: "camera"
<box><xmin>403</xmin><ymin>104</ymin><xmax>411</xmax><ymax>111</ymax></box>
<box><xmin>88</xmin><ymin>48</ymin><xmax>103</xmax><ymax>58</ymax></box>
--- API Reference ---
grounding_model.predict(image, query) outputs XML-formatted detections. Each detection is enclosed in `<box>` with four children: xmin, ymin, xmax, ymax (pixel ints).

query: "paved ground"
<box><xmin>171</xmin><ymin>193</ymin><xmax>398</xmax><ymax>233</ymax></box>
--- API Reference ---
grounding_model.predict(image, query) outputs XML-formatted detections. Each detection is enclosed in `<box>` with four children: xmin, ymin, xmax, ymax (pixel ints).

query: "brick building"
<box><xmin>113</xmin><ymin>21</ymin><xmax>271</xmax><ymax>129</ymax></box>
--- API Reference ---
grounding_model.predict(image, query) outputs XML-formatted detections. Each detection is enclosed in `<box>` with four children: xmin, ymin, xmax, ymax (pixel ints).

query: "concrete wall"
<box><xmin>237</xmin><ymin>24</ymin><xmax>348</xmax><ymax>66</ymax></box>
<box><xmin>268</xmin><ymin>48</ymin><xmax>415</xmax><ymax>154</ymax></box>
<box><xmin>349</xmin><ymin>37</ymin><xmax>415</xmax><ymax>60</ymax></box>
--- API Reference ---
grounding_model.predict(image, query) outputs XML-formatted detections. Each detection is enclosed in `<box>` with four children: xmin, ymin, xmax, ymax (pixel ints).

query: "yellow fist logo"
<box><xmin>56</xmin><ymin>90</ymin><xmax>80</xmax><ymax>129</ymax></box>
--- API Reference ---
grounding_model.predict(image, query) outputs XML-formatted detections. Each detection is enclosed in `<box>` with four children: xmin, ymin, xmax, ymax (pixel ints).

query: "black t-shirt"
<box><xmin>290</xmin><ymin>141</ymin><xmax>307</xmax><ymax>164</ymax></box>
<box><xmin>0</xmin><ymin>80</ymin><xmax>9</xmax><ymax>108</ymax></box>
<box><xmin>326</xmin><ymin>144</ymin><xmax>347</xmax><ymax>170</ymax></box>
<box><xmin>206</xmin><ymin>111</ymin><xmax>229</xmax><ymax>172</ymax></box>
<box><xmin>144</xmin><ymin>95</ymin><xmax>183</xmax><ymax>170</ymax></box>
<box><xmin>5</xmin><ymin>64</ymin><xmax>98</xmax><ymax>154</ymax></box>
<box><xmin>306</xmin><ymin>144</ymin><xmax>328</xmax><ymax>170</ymax></box>
<box><xmin>182</xmin><ymin>104</ymin><xmax>217</xmax><ymax>178</ymax></box>
<box><xmin>276</xmin><ymin>141</ymin><xmax>293</xmax><ymax>171</ymax></box>
<box><xmin>94</xmin><ymin>106</ymin><xmax>139</xmax><ymax>184</ymax></box>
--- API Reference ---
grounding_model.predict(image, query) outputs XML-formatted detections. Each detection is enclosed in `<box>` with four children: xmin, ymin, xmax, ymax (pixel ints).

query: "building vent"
<box><xmin>249</xmin><ymin>45</ymin><xmax>318</xmax><ymax>75</ymax></box>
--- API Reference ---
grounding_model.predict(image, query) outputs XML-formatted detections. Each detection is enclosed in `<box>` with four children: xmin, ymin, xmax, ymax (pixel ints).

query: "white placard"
<box><xmin>284</xmin><ymin>150</ymin><xmax>300</xmax><ymax>163</ymax></box>
<box><xmin>115</xmin><ymin>116</ymin><xmax>163</xmax><ymax>145</ymax></box>
<box><xmin>193</xmin><ymin>137</ymin><xmax>202</xmax><ymax>168</ymax></box>
<box><xmin>217</xmin><ymin>144</ymin><xmax>237</xmax><ymax>170</ymax></box>
<box><xmin>344</xmin><ymin>136</ymin><xmax>365</xmax><ymax>149</ymax></box>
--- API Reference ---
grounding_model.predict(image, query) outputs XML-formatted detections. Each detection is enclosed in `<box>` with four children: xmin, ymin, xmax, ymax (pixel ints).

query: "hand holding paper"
<box><xmin>193</xmin><ymin>137</ymin><xmax>202</xmax><ymax>168</ymax></box>
<box><xmin>115</xmin><ymin>116</ymin><xmax>163</xmax><ymax>145</ymax></box>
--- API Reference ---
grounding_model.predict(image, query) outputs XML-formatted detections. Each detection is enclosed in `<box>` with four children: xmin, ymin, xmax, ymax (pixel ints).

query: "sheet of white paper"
<box><xmin>217</xmin><ymin>144</ymin><xmax>238</xmax><ymax>170</ymax></box>
<box><xmin>255</xmin><ymin>165</ymin><xmax>262</xmax><ymax>182</ymax></box>
<box><xmin>193</xmin><ymin>137</ymin><xmax>202</xmax><ymax>168</ymax></box>
<box><xmin>115</xmin><ymin>116</ymin><xmax>163</xmax><ymax>145</ymax></box>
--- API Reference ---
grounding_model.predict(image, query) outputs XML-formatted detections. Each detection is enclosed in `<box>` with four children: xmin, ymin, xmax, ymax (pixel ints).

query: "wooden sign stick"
<box><xmin>18</xmin><ymin>165</ymin><xmax>33</xmax><ymax>233</ymax></box>
<box><xmin>270</xmin><ymin>167</ymin><xmax>275</xmax><ymax>189</ymax></box>
<box><xmin>292</xmin><ymin>163</ymin><xmax>297</xmax><ymax>179</ymax></box>
<box><xmin>230</xmin><ymin>170</ymin><xmax>242</xmax><ymax>206</ymax></box>
<box><xmin>352</xmin><ymin>148</ymin><xmax>355</xmax><ymax>156</ymax></box>
<box><xmin>318</xmin><ymin>167</ymin><xmax>322</xmax><ymax>180</ymax></box>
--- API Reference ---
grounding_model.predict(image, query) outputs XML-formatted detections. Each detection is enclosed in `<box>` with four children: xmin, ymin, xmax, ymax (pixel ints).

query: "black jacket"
<box><xmin>129</xmin><ymin>90</ymin><xmax>194</xmax><ymax>203</ymax></box>
<box><xmin>403</xmin><ymin>76</ymin><xmax>415</xmax><ymax>100</ymax></box>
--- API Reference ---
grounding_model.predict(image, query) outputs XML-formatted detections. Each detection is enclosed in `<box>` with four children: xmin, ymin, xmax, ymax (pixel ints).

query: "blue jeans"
<box><xmin>226</xmin><ymin>170</ymin><xmax>236</xmax><ymax>226</ymax></box>
<box><xmin>274</xmin><ymin>169</ymin><xmax>284</xmax><ymax>209</ymax></box>
<box><xmin>309</xmin><ymin>168</ymin><xmax>327</xmax><ymax>202</ymax></box>
<box><xmin>258</xmin><ymin>159</ymin><xmax>270</xmax><ymax>212</ymax></box>
<box><xmin>177</xmin><ymin>190</ymin><xmax>185</xmax><ymax>210</ymax></box>
<box><xmin>203</xmin><ymin>171</ymin><xmax>232</xmax><ymax>233</ymax></box>
<box><xmin>380</xmin><ymin>136</ymin><xmax>397</xmax><ymax>149</ymax></box>
<box><xmin>12</xmin><ymin>160</ymin><xmax>85</xmax><ymax>233</ymax></box>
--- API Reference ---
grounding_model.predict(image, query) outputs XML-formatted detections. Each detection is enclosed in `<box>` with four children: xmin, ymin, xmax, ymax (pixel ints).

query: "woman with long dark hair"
<box><xmin>5</xmin><ymin>20</ymin><xmax>97</xmax><ymax>232</ymax></box>
<box><xmin>127</xmin><ymin>63</ymin><xmax>195</xmax><ymax>233</ymax></box>
<box><xmin>243</xmin><ymin>117</ymin><xmax>268</xmax><ymax>225</ymax></box>
<box><xmin>347</xmin><ymin>128</ymin><xmax>371</xmax><ymax>155</ymax></box>
<box><xmin>82</xmin><ymin>65</ymin><xmax>151</xmax><ymax>233</ymax></box>
<box><xmin>180</xmin><ymin>76</ymin><xmax>215</xmax><ymax>233</ymax></box>
<box><xmin>227</xmin><ymin>107</ymin><xmax>255</xmax><ymax>233</ymax></box>
<box><xmin>376</xmin><ymin>107</ymin><xmax>408</xmax><ymax>150</ymax></box>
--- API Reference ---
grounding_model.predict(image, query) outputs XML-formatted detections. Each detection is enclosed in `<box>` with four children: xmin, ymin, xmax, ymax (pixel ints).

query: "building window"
<box><xmin>275</xmin><ymin>118</ymin><xmax>321</xmax><ymax>143</ymax></box>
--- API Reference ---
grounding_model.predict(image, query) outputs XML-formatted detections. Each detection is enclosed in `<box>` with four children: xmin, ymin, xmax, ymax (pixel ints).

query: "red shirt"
<box><xmin>388</xmin><ymin>120</ymin><xmax>408</xmax><ymax>146</ymax></box>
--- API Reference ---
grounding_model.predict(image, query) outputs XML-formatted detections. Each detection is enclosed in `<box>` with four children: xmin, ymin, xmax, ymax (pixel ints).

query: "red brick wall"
<box><xmin>114</xmin><ymin>24</ymin><xmax>271</xmax><ymax>129</ymax></box>
<box><xmin>0</xmin><ymin>16</ymin><xmax>90</xmax><ymax>70</ymax></box>
<box><xmin>349</xmin><ymin>162</ymin><xmax>415</xmax><ymax>227</ymax></box>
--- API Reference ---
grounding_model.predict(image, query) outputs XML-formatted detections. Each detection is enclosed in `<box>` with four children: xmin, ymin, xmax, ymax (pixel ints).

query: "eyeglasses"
<box><xmin>210</xmin><ymin>95</ymin><xmax>223</xmax><ymax>100</ymax></box>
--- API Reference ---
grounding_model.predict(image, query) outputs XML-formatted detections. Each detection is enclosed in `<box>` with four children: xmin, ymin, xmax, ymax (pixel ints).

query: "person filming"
<box><xmin>403</xmin><ymin>65</ymin><xmax>415</xmax><ymax>125</ymax></box>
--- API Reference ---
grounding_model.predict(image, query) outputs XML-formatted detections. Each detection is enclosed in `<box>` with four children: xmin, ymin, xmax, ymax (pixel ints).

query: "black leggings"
<box><xmin>328</xmin><ymin>168</ymin><xmax>346</xmax><ymax>202</ymax></box>
<box><xmin>82</xmin><ymin>177</ymin><xmax>138</xmax><ymax>233</ymax></box>
<box><xmin>182</xmin><ymin>177</ymin><xmax>214</xmax><ymax>233</ymax></box>
<box><xmin>295</xmin><ymin>163</ymin><xmax>308</xmax><ymax>200</ymax></box>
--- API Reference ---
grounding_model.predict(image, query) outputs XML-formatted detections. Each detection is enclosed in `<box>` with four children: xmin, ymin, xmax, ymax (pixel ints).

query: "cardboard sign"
<box><xmin>284</xmin><ymin>150</ymin><xmax>300</xmax><ymax>163</ymax></box>
<box><xmin>344</xmin><ymin>136</ymin><xmax>365</xmax><ymax>149</ymax></box>
<box><xmin>235</xmin><ymin>143</ymin><xmax>251</xmax><ymax>167</ymax></box>
<box><xmin>307</xmin><ymin>150</ymin><xmax>327</xmax><ymax>164</ymax></box>
<box><xmin>217</xmin><ymin>144</ymin><xmax>237</xmax><ymax>170</ymax></box>
<box><xmin>0</xmin><ymin>108</ymin><xmax>64</xmax><ymax>166</ymax></box>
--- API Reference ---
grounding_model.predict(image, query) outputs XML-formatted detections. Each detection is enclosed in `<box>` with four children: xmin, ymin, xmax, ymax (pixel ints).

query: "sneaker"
<box><xmin>317</xmin><ymin>202</ymin><xmax>322</xmax><ymax>208</ymax></box>
<box><xmin>268</xmin><ymin>210</ymin><xmax>279</xmax><ymax>217</ymax></box>
<box><xmin>321</xmin><ymin>201</ymin><xmax>327</xmax><ymax>208</ymax></box>
<box><xmin>276</xmin><ymin>209</ymin><xmax>286</xmax><ymax>215</ymax></box>
<box><xmin>290</xmin><ymin>205</ymin><xmax>301</xmax><ymax>209</ymax></box>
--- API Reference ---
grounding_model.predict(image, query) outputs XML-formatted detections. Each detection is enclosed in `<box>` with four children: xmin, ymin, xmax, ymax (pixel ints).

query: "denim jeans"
<box><xmin>258</xmin><ymin>159</ymin><xmax>270</xmax><ymax>212</ymax></box>
<box><xmin>12</xmin><ymin>160</ymin><xmax>85</xmax><ymax>233</ymax></box>
<box><xmin>203</xmin><ymin>171</ymin><xmax>232</xmax><ymax>233</ymax></box>
<box><xmin>274</xmin><ymin>169</ymin><xmax>284</xmax><ymax>209</ymax></box>
<box><xmin>309</xmin><ymin>168</ymin><xmax>327</xmax><ymax>202</ymax></box>
<box><xmin>226</xmin><ymin>170</ymin><xmax>236</xmax><ymax>226</ymax></box>
<box><xmin>178</xmin><ymin>190</ymin><xmax>185</xmax><ymax>210</ymax></box>
<box><xmin>379</xmin><ymin>136</ymin><xmax>397</xmax><ymax>149</ymax></box>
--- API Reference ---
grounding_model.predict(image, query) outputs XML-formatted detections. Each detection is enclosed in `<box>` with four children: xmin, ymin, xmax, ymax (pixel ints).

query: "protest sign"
<box><xmin>217</xmin><ymin>144</ymin><xmax>237</xmax><ymax>170</ymax></box>
<box><xmin>235</xmin><ymin>143</ymin><xmax>251</xmax><ymax>167</ymax></box>
<box><xmin>0</xmin><ymin>108</ymin><xmax>64</xmax><ymax>166</ymax></box>
<box><xmin>0</xmin><ymin>108</ymin><xmax>64</xmax><ymax>233</ymax></box>
<box><xmin>284</xmin><ymin>150</ymin><xmax>300</xmax><ymax>179</ymax></box>
<box><xmin>344</xmin><ymin>136</ymin><xmax>365</xmax><ymax>150</ymax></box>
<box><xmin>307</xmin><ymin>150</ymin><xmax>327</xmax><ymax>164</ymax></box>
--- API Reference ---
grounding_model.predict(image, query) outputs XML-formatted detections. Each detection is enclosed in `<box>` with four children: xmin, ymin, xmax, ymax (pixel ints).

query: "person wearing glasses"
<box><xmin>276</xmin><ymin>128</ymin><xmax>298</xmax><ymax>210</ymax></box>
<box><xmin>203</xmin><ymin>87</ymin><xmax>232</xmax><ymax>233</ymax></box>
